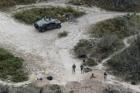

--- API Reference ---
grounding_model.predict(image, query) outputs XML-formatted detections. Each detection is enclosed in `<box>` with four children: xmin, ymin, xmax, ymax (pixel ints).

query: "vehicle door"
<box><xmin>48</xmin><ymin>22</ymin><xmax>57</xmax><ymax>29</ymax></box>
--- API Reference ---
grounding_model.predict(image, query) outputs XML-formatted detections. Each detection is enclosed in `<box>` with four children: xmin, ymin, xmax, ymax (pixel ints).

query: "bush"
<box><xmin>97</xmin><ymin>35</ymin><xmax>123</xmax><ymax>52</ymax></box>
<box><xmin>69</xmin><ymin>0</ymin><xmax>87</xmax><ymax>6</ymax></box>
<box><xmin>89</xmin><ymin>35</ymin><xmax>123</xmax><ymax>60</ymax></box>
<box><xmin>14</xmin><ymin>6</ymin><xmax>84</xmax><ymax>24</ymax></box>
<box><xmin>106</xmin><ymin>36</ymin><xmax>140</xmax><ymax>83</ymax></box>
<box><xmin>93</xmin><ymin>0</ymin><xmax>138</xmax><ymax>12</ymax></box>
<box><xmin>74</xmin><ymin>39</ymin><xmax>94</xmax><ymax>58</ymax></box>
<box><xmin>89</xmin><ymin>14</ymin><xmax>140</xmax><ymax>39</ymax></box>
<box><xmin>131</xmin><ymin>81</ymin><xmax>136</xmax><ymax>85</ymax></box>
<box><xmin>83</xmin><ymin>58</ymin><xmax>97</xmax><ymax>67</ymax></box>
<box><xmin>74</xmin><ymin>35</ymin><xmax>123</xmax><ymax>65</ymax></box>
<box><xmin>0</xmin><ymin>48</ymin><xmax>27</xmax><ymax>82</ymax></box>
<box><xmin>58</xmin><ymin>31</ymin><xmax>68</xmax><ymax>38</ymax></box>
<box><xmin>14</xmin><ymin>0</ymin><xmax>36</xmax><ymax>4</ymax></box>
<box><xmin>0</xmin><ymin>0</ymin><xmax>36</xmax><ymax>8</ymax></box>
<box><xmin>69</xmin><ymin>0</ymin><xmax>95</xmax><ymax>6</ymax></box>
<box><xmin>69</xmin><ymin>0</ymin><xmax>140</xmax><ymax>12</ymax></box>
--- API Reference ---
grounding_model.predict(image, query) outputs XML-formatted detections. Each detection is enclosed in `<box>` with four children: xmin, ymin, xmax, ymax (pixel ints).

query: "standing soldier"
<box><xmin>65</xmin><ymin>13</ymin><xmax>69</xmax><ymax>21</ymax></box>
<box><xmin>104</xmin><ymin>72</ymin><xmax>107</xmax><ymax>80</ymax></box>
<box><xmin>83</xmin><ymin>59</ymin><xmax>86</xmax><ymax>63</ymax></box>
<box><xmin>80</xmin><ymin>64</ymin><xmax>84</xmax><ymax>74</ymax></box>
<box><xmin>90</xmin><ymin>73</ymin><xmax>96</xmax><ymax>79</ymax></box>
<box><xmin>72</xmin><ymin>64</ymin><xmax>76</xmax><ymax>74</ymax></box>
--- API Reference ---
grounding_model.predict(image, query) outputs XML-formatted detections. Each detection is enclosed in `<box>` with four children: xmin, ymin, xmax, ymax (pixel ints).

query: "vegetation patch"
<box><xmin>69</xmin><ymin>0</ymin><xmax>95</xmax><ymax>6</ymax></box>
<box><xmin>74</xmin><ymin>39</ymin><xmax>94</xmax><ymax>58</ymax></box>
<box><xmin>90</xmin><ymin>35</ymin><xmax>123</xmax><ymax>60</ymax></box>
<box><xmin>0</xmin><ymin>0</ymin><xmax>36</xmax><ymax>8</ymax></box>
<box><xmin>89</xmin><ymin>14</ymin><xmax>140</xmax><ymax>39</ymax></box>
<box><xmin>74</xmin><ymin>35</ymin><xmax>123</xmax><ymax>66</ymax></box>
<box><xmin>69</xmin><ymin>0</ymin><xmax>140</xmax><ymax>12</ymax></box>
<box><xmin>58</xmin><ymin>31</ymin><xmax>68</xmax><ymax>38</ymax></box>
<box><xmin>83</xmin><ymin>58</ymin><xmax>97</xmax><ymax>67</ymax></box>
<box><xmin>14</xmin><ymin>6</ymin><xmax>84</xmax><ymax>24</ymax></box>
<box><xmin>106</xmin><ymin>36</ymin><xmax>140</xmax><ymax>83</ymax></box>
<box><xmin>74</xmin><ymin>14</ymin><xmax>139</xmax><ymax>67</ymax></box>
<box><xmin>0</xmin><ymin>48</ymin><xmax>27</xmax><ymax>82</ymax></box>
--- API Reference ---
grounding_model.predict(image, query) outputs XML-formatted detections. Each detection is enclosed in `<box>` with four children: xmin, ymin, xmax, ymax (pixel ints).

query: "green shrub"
<box><xmin>0</xmin><ymin>48</ymin><xmax>28</xmax><ymax>82</ymax></box>
<box><xmin>58</xmin><ymin>31</ymin><xmax>68</xmax><ymax>38</ymax></box>
<box><xmin>69</xmin><ymin>0</ymin><xmax>85</xmax><ymax>5</ymax></box>
<box><xmin>14</xmin><ymin>6</ymin><xmax>84</xmax><ymax>24</ymax></box>
<box><xmin>74</xmin><ymin>39</ymin><xmax>93</xmax><ymax>58</ymax></box>
<box><xmin>93</xmin><ymin>0</ymin><xmax>138</xmax><ymax>12</ymax></box>
<box><xmin>0</xmin><ymin>0</ymin><xmax>36</xmax><ymax>8</ymax></box>
<box><xmin>89</xmin><ymin>14</ymin><xmax>140</xmax><ymax>39</ymax></box>
<box><xmin>69</xmin><ymin>0</ymin><xmax>140</xmax><ymax>12</ymax></box>
<box><xmin>69</xmin><ymin>0</ymin><xmax>95</xmax><ymax>6</ymax></box>
<box><xmin>74</xmin><ymin>36</ymin><xmax>123</xmax><ymax>65</ymax></box>
<box><xmin>89</xmin><ymin>35</ymin><xmax>123</xmax><ymax>60</ymax></box>
<box><xmin>106</xmin><ymin>36</ymin><xmax>140</xmax><ymax>83</ymax></box>
<box><xmin>14</xmin><ymin>0</ymin><xmax>36</xmax><ymax>4</ymax></box>
<box><xmin>83</xmin><ymin>58</ymin><xmax>97</xmax><ymax>67</ymax></box>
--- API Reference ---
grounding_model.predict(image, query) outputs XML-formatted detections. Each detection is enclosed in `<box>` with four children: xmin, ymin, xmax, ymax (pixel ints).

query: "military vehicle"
<box><xmin>34</xmin><ymin>17</ymin><xmax>61</xmax><ymax>32</ymax></box>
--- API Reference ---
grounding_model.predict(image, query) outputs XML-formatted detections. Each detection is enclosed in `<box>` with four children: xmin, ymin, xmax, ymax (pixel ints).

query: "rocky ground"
<box><xmin>0</xmin><ymin>0</ymin><xmax>139</xmax><ymax>93</ymax></box>
<box><xmin>0</xmin><ymin>80</ymin><xmax>138</xmax><ymax>93</ymax></box>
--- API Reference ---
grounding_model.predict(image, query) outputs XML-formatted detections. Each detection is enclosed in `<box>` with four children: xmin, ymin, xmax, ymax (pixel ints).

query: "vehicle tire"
<box><xmin>39</xmin><ymin>27</ymin><xmax>45</xmax><ymax>32</ymax></box>
<box><xmin>38</xmin><ymin>28</ymin><xmax>43</xmax><ymax>32</ymax></box>
<box><xmin>38</xmin><ymin>29</ymin><xmax>42</xmax><ymax>32</ymax></box>
<box><xmin>57</xmin><ymin>24</ymin><xmax>61</xmax><ymax>28</ymax></box>
<box><xmin>42</xmin><ymin>29</ymin><xmax>45</xmax><ymax>32</ymax></box>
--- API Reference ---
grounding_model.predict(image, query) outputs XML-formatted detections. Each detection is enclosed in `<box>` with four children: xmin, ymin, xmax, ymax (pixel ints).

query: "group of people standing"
<box><xmin>72</xmin><ymin>59</ymin><xmax>108</xmax><ymax>80</ymax></box>
<box><xmin>72</xmin><ymin>60</ymin><xmax>85</xmax><ymax>74</ymax></box>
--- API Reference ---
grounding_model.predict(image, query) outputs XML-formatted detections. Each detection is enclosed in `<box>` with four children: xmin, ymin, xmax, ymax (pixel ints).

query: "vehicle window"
<box><xmin>50</xmin><ymin>22</ymin><xmax>55</xmax><ymax>24</ymax></box>
<box><xmin>50</xmin><ymin>23</ymin><xmax>56</xmax><ymax>25</ymax></box>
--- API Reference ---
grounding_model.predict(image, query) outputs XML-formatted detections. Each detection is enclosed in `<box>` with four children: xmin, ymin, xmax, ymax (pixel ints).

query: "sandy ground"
<box><xmin>0</xmin><ymin>0</ymin><xmax>140</xmax><ymax>92</ymax></box>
